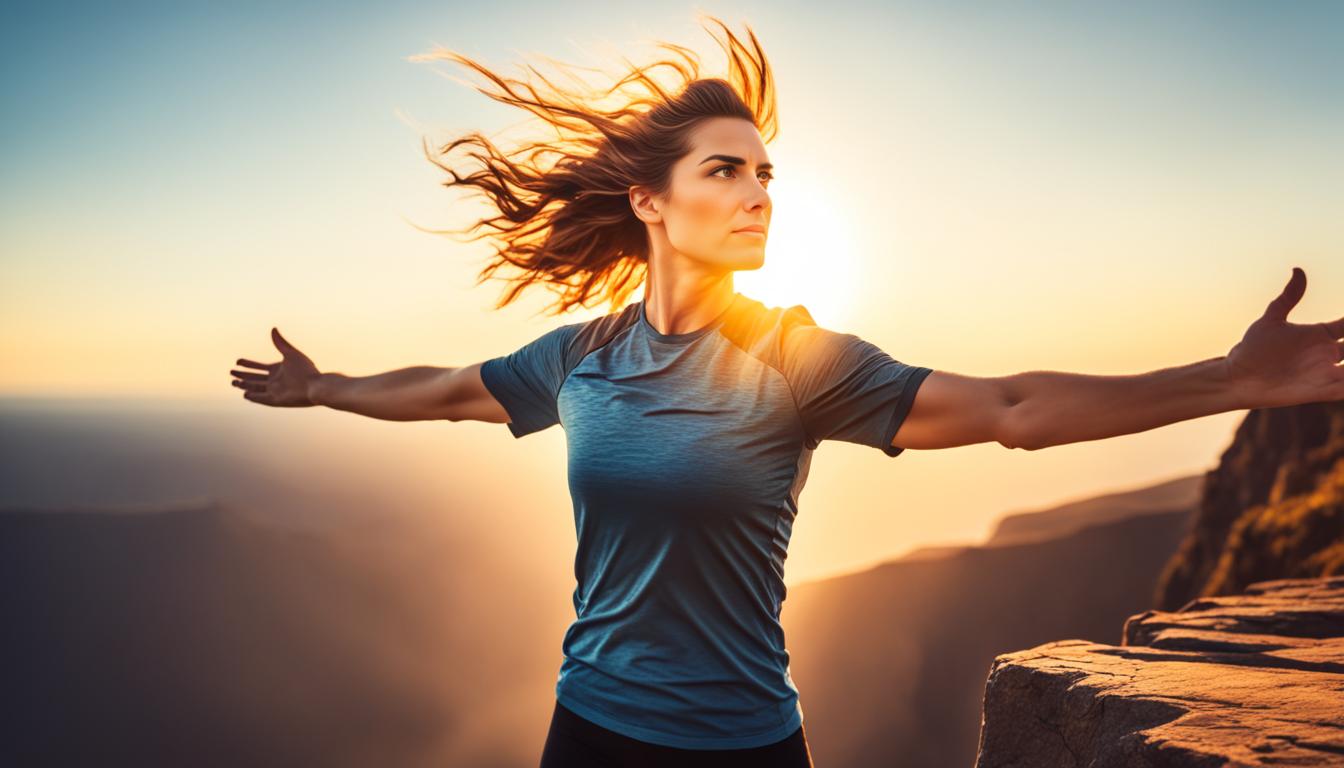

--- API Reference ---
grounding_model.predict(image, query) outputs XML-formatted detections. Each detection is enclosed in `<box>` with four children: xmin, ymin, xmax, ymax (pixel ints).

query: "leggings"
<box><xmin>539</xmin><ymin>699</ymin><xmax>815</xmax><ymax>767</ymax></box>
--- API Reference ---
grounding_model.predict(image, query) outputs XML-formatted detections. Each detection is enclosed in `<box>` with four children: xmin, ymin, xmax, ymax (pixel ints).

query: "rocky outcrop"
<box><xmin>974</xmin><ymin>576</ymin><xmax>1344</xmax><ymax>767</ymax></box>
<box><xmin>784</xmin><ymin>499</ymin><xmax>1197</xmax><ymax>768</ymax></box>
<box><xmin>1155</xmin><ymin>401</ymin><xmax>1344</xmax><ymax>610</ymax></box>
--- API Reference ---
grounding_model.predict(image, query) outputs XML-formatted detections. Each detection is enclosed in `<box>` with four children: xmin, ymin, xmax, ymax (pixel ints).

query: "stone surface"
<box><xmin>974</xmin><ymin>576</ymin><xmax>1344</xmax><ymax>767</ymax></box>
<box><xmin>1155</xmin><ymin>400</ymin><xmax>1344</xmax><ymax>611</ymax></box>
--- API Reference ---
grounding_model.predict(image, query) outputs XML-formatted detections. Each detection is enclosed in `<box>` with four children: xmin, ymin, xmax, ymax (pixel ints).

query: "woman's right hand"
<box><xmin>231</xmin><ymin>327</ymin><xmax>322</xmax><ymax>407</ymax></box>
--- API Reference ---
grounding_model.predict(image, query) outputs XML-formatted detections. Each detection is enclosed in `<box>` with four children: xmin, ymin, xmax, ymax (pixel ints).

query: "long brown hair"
<box><xmin>409</xmin><ymin>14</ymin><xmax>778</xmax><ymax>317</ymax></box>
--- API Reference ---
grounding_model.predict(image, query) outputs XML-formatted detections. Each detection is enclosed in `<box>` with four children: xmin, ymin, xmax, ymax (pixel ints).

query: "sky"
<box><xmin>2</xmin><ymin>0</ymin><xmax>1341</xmax><ymax>582</ymax></box>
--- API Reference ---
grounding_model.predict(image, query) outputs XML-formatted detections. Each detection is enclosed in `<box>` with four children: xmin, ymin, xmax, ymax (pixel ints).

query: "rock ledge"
<box><xmin>974</xmin><ymin>576</ymin><xmax>1344</xmax><ymax>767</ymax></box>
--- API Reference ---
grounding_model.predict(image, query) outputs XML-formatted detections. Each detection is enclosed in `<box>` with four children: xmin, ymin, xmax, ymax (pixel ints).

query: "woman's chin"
<box><xmin>734</xmin><ymin>252</ymin><xmax>766</xmax><ymax>271</ymax></box>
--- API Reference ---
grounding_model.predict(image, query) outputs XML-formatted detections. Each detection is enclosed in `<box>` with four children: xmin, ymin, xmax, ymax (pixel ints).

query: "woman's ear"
<box><xmin>629</xmin><ymin>186</ymin><xmax>662</xmax><ymax>225</ymax></box>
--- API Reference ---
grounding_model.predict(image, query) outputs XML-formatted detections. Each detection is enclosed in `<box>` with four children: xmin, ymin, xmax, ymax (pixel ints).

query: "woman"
<box><xmin>229</xmin><ymin>15</ymin><xmax>1344</xmax><ymax>768</ymax></box>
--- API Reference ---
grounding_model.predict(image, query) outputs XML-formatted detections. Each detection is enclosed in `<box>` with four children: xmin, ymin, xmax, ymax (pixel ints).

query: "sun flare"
<box><xmin>735</xmin><ymin>172</ymin><xmax>861</xmax><ymax>328</ymax></box>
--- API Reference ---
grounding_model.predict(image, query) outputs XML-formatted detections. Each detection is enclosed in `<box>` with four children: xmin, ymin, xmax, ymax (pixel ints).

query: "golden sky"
<box><xmin>2</xmin><ymin>1</ymin><xmax>1340</xmax><ymax>581</ymax></box>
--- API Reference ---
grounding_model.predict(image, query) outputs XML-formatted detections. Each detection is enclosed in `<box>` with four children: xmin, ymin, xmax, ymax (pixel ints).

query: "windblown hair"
<box><xmin>409</xmin><ymin>15</ymin><xmax>778</xmax><ymax>316</ymax></box>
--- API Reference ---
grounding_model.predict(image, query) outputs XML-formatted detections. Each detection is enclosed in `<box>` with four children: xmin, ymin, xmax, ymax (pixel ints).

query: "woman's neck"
<box><xmin>641</xmin><ymin>273</ymin><xmax>737</xmax><ymax>337</ymax></box>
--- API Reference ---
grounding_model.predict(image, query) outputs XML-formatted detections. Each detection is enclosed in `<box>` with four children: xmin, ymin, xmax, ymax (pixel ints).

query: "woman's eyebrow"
<box><xmin>698</xmin><ymin>153</ymin><xmax>774</xmax><ymax>171</ymax></box>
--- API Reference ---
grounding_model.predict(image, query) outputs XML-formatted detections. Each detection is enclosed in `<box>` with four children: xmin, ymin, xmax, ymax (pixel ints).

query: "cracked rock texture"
<box><xmin>1155</xmin><ymin>400</ymin><xmax>1344</xmax><ymax>611</ymax></box>
<box><xmin>974</xmin><ymin>576</ymin><xmax>1344</xmax><ymax>767</ymax></box>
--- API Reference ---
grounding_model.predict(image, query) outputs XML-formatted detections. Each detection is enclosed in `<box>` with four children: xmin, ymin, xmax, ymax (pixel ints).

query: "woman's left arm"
<box><xmin>1000</xmin><ymin>267</ymin><xmax>1344</xmax><ymax>451</ymax></box>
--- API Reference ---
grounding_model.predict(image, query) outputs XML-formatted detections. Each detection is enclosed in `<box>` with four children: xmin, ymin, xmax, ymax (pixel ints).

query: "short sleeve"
<box><xmin>780</xmin><ymin>309</ymin><xmax>934</xmax><ymax>457</ymax></box>
<box><xmin>479</xmin><ymin>322</ymin><xmax>583</xmax><ymax>438</ymax></box>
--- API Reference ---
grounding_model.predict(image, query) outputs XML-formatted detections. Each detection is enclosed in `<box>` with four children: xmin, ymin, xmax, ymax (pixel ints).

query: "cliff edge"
<box><xmin>974</xmin><ymin>575</ymin><xmax>1344</xmax><ymax>766</ymax></box>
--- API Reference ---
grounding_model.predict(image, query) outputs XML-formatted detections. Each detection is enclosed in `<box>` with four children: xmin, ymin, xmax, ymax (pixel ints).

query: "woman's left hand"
<box><xmin>1225</xmin><ymin>267</ymin><xmax>1344</xmax><ymax>409</ymax></box>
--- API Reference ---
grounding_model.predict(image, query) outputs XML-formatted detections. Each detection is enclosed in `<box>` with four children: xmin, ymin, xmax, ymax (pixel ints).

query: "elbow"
<box><xmin>1000</xmin><ymin>429</ymin><xmax>1043</xmax><ymax>452</ymax></box>
<box><xmin>996</xmin><ymin>401</ymin><xmax>1041</xmax><ymax>451</ymax></box>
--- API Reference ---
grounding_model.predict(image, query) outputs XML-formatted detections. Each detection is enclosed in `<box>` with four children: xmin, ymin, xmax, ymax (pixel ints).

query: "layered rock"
<box><xmin>1155</xmin><ymin>400</ymin><xmax>1344</xmax><ymax>610</ymax></box>
<box><xmin>974</xmin><ymin>576</ymin><xmax>1344</xmax><ymax>767</ymax></box>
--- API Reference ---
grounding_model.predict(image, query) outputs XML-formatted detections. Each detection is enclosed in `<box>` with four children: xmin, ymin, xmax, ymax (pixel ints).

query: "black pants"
<box><xmin>539</xmin><ymin>699</ymin><xmax>815</xmax><ymax>767</ymax></box>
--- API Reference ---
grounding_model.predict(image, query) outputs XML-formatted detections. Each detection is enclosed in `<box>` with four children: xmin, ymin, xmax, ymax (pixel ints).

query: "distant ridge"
<box><xmin>984</xmin><ymin>473</ymin><xmax>1203</xmax><ymax>547</ymax></box>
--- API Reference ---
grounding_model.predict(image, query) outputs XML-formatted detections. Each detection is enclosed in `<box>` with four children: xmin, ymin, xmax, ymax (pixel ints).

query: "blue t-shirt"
<box><xmin>478</xmin><ymin>291</ymin><xmax>934</xmax><ymax>749</ymax></box>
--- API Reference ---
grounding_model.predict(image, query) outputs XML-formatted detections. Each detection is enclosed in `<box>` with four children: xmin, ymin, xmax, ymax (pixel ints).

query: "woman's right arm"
<box><xmin>309</xmin><ymin>364</ymin><xmax>508</xmax><ymax>423</ymax></box>
<box><xmin>231</xmin><ymin>327</ymin><xmax>509</xmax><ymax>424</ymax></box>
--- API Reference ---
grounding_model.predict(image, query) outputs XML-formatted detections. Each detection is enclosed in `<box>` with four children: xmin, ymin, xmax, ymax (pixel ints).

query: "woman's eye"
<box><xmin>712</xmin><ymin>165</ymin><xmax>774</xmax><ymax>183</ymax></box>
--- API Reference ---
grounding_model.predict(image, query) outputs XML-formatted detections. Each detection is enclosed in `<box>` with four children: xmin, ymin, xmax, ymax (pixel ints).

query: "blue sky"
<box><xmin>4</xmin><ymin>0</ymin><xmax>1340</xmax><ymax>221</ymax></box>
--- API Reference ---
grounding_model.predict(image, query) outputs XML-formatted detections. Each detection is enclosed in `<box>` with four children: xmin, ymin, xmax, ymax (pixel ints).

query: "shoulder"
<box><xmin>719</xmin><ymin>293</ymin><xmax>837</xmax><ymax>371</ymax></box>
<box><xmin>487</xmin><ymin>300</ymin><xmax>640</xmax><ymax>378</ymax></box>
<box><xmin>719</xmin><ymin>294</ymin><xmax>810</xmax><ymax>362</ymax></box>
<box><xmin>557</xmin><ymin>300</ymin><xmax>642</xmax><ymax>371</ymax></box>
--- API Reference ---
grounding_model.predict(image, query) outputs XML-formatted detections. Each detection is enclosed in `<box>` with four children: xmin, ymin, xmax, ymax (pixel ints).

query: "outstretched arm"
<box><xmin>993</xmin><ymin>355</ymin><xmax>1241</xmax><ymax>451</ymax></box>
<box><xmin>309</xmin><ymin>363</ymin><xmax>508</xmax><ymax>423</ymax></box>
<box><xmin>232</xmin><ymin>327</ymin><xmax>511</xmax><ymax>423</ymax></box>
<box><xmin>891</xmin><ymin>268</ymin><xmax>1344</xmax><ymax>453</ymax></box>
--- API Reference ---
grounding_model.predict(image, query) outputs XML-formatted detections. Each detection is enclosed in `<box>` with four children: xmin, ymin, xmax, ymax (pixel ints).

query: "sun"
<box><xmin>735</xmin><ymin>171</ymin><xmax>861</xmax><ymax>328</ymax></box>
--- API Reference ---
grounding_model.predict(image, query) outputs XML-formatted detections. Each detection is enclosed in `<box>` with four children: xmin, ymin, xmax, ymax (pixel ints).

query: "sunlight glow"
<box><xmin>736</xmin><ymin>172</ymin><xmax>861</xmax><ymax>327</ymax></box>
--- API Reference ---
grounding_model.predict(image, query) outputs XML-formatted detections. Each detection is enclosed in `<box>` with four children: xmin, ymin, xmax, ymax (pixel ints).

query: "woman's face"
<box><xmin>631</xmin><ymin>116</ymin><xmax>773</xmax><ymax>271</ymax></box>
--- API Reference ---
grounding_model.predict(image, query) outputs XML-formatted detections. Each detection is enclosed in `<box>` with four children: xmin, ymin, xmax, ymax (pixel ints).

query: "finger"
<box><xmin>236</xmin><ymin>358</ymin><xmax>278</xmax><ymax>371</ymax></box>
<box><xmin>272</xmin><ymin>327</ymin><xmax>297</xmax><ymax>355</ymax></box>
<box><xmin>233</xmin><ymin>379</ymin><xmax>267</xmax><ymax>393</ymax></box>
<box><xmin>1325</xmin><ymin>316</ymin><xmax>1344</xmax><ymax>340</ymax></box>
<box><xmin>230</xmin><ymin>369</ymin><xmax>268</xmax><ymax>381</ymax></box>
<box><xmin>243</xmin><ymin>391</ymin><xmax>272</xmax><ymax>405</ymax></box>
<box><xmin>1264</xmin><ymin>266</ymin><xmax>1306</xmax><ymax>322</ymax></box>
